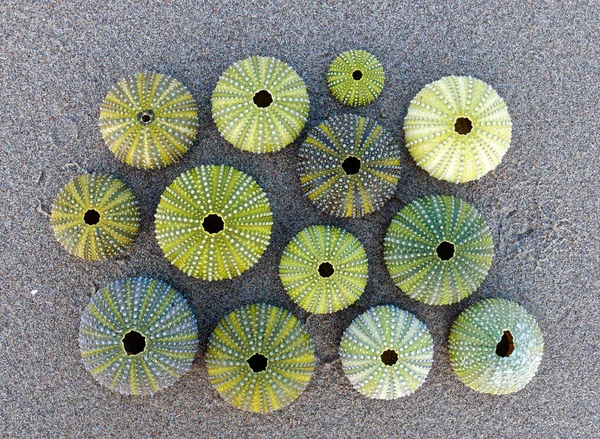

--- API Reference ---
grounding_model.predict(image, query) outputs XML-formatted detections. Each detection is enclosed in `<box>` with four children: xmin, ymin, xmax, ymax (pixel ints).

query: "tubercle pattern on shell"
<box><xmin>327</xmin><ymin>49</ymin><xmax>385</xmax><ymax>106</ymax></box>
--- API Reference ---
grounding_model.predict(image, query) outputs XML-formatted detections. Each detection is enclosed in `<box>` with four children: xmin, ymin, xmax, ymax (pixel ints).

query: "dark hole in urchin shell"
<box><xmin>318</xmin><ymin>261</ymin><xmax>335</xmax><ymax>278</ymax></box>
<box><xmin>496</xmin><ymin>330</ymin><xmax>515</xmax><ymax>357</ymax></box>
<box><xmin>253</xmin><ymin>90</ymin><xmax>273</xmax><ymax>108</ymax></box>
<box><xmin>436</xmin><ymin>241</ymin><xmax>455</xmax><ymax>261</ymax></box>
<box><xmin>122</xmin><ymin>330</ymin><xmax>146</xmax><ymax>356</ymax></box>
<box><xmin>342</xmin><ymin>156</ymin><xmax>361</xmax><ymax>175</ymax></box>
<box><xmin>137</xmin><ymin>110</ymin><xmax>155</xmax><ymax>125</ymax></box>
<box><xmin>454</xmin><ymin>117</ymin><xmax>473</xmax><ymax>135</ymax></box>
<box><xmin>83</xmin><ymin>209</ymin><xmax>100</xmax><ymax>225</ymax></box>
<box><xmin>352</xmin><ymin>70</ymin><xmax>363</xmax><ymax>80</ymax></box>
<box><xmin>380</xmin><ymin>349</ymin><xmax>398</xmax><ymax>366</ymax></box>
<box><xmin>202</xmin><ymin>214</ymin><xmax>224</xmax><ymax>234</ymax></box>
<box><xmin>247</xmin><ymin>353</ymin><xmax>268</xmax><ymax>372</ymax></box>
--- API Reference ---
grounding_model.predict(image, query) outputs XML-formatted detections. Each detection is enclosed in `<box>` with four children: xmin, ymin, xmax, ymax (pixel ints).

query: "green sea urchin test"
<box><xmin>297</xmin><ymin>114</ymin><xmax>401</xmax><ymax>217</ymax></box>
<box><xmin>155</xmin><ymin>165</ymin><xmax>273</xmax><ymax>281</ymax></box>
<box><xmin>79</xmin><ymin>277</ymin><xmax>198</xmax><ymax>395</ymax></box>
<box><xmin>211</xmin><ymin>56</ymin><xmax>309</xmax><ymax>153</ymax></box>
<box><xmin>206</xmin><ymin>303</ymin><xmax>315</xmax><ymax>413</ymax></box>
<box><xmin>339</xmin><ymin>305</ymin><xmax>433</xmax><ymax>399</ymax></box>
<box><xmin>449</xmin><ymin>298</ymin><xmax>544</xmax><ymax>394</ymax></box>
<box><xmin>327</xmin><ymin>50</ymin><xmax>385</xmax><ymax>106</ymax></box>
<box><xmin>279</xmin><ymin>225</ymin><xmax>368</xmax><ymax>314</ymax></box>
<box><xmin>384</xmin><ymin>195</ymin><xmax>494</xmax><ymax>305</ymax></box>
<box><xmin>403</xmin><ymin>75</ymin><xmax>512</xmax><ymax>183</ymax></box>
<box><xmin>99</xmin><ymin>72</ymin><xmax>198</xmax><ymax>169</ymax></box>
<box><xmin>50</xmin><ymin>174</ymin><xmax>140</xmax><ymax>260</ymax></box>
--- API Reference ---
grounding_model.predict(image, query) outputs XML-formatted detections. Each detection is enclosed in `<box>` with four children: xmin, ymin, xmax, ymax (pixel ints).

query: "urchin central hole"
<box><xmin>247</xmin><ymin>353</ymin><xmax>268</xmax><ymax>372</ymax></box>
<box><xmin>496</xmin><ymin>330</ymin><xmax>515</xmax><ymax>357</ymax></box>
<box><xmin>202</xmin><ymin>214</ymin><xmax>224</xmax><ymax>234</ymax></box>
<box><xmin>122</xmin><ymin>330</ymin><xmax>146</xmax><ymax>356</ymax></box>
<box><xmin>253</xmin><ymin>90</ymin><xmax>273</xmax><ymax>108</ymax></box>
<box><xmin>318</xmin><ymin>262</ymin><xmax>335</xmax><ymax>278</ymax></box>
<box><xmin>381</xmin><ymin>349</ymin><xmax>398</xmax><ymax>366</ymax></box>
<box><xmin>342</xmin><ymin>156</ymin><xmax>361</xmax><ymax>175</ymax></box>
<box><xmin>352</xmin><ymin>70</ymin><xmax>363</xmax><ymax>80</ymax></box>
<box><xmin>436</xmin><ymin>241</ymin><xmax>455</xmax><ymax>260</ymax></box>
<box><xmin>454</xmin><ymin>117</ymin><xmax>473</xmax><ymax>135</ymax></box>
<box><xmin>137</xmin><ymin>110</ymin><xmax>155</xmax><ymax>125</ymax></box>
<box><xmin>83</xmin><ymin>209</ymin><xmax>100</xmax><ymax>225</ymax></box>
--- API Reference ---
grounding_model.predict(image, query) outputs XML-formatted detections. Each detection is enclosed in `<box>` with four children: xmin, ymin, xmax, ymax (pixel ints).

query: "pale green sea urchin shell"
<box><xmin>327</xmin><ymin>50</ymin><xmax>385</xmax><ymax>106</ymax></box>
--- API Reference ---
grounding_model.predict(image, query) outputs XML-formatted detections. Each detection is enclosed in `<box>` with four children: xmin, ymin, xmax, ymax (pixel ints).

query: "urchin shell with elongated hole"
<box><xmin>297</xmin><ymin>114</ymin><xmax>401</xmax><ymax>217</ymax></box>
<box><xmin>404</xmin><ymin>75</ymin><xmax>512</xmax><ymax>183</ymax></box>
<box><xmin>339</xmin><ymin>305</ymin><xmax>433</xmax><ymax>399</ymax></box>
<box><xmin>206</xmin><ymin>303</ymin><xmax>315</xmax><ymax>413</ymax></box>
<box><xmin>449</xmin><ymin>298</ymin><xmax>544</xmax><ymax>394</ymax></box>
<box><xmin>79</xmin><ymin>277</ymin><xmax>198</xmax><ymax>395</ymax></box>
<box><xmin>384</xmin><ymin>195</ymin><xmax>494</xmax><ymax>305</ymax></box>
<box><xmin>155</xmin><ymin>165</ymin><xmax>273</xmax><ymax>281</ymax></box>
<box><xmin>327</xmin><ymin>49</ymin><xmax>385</xmax><ymax>106</ymax></box>
<box><xmin>50</xmin><ymin>174</ymin><xmax>140</xmax><ymax>260</ymax></box>
<box><xmin>99</xmin><ymin>72</ymin><xmax>198</xmax><ymax>169</ymax></box>
<box><xmin>279</xmin><ymin>225</ymin><xmax>368</xmax><ymax>314</ymax></box>
<box><xmin>211</xmin><ymin>56</ymin><xmax>309</xmax><ymax>153</ymax></box>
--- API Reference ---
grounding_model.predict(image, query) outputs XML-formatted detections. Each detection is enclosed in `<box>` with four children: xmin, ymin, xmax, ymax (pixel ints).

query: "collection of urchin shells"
<box><xmin>50</xmin><ymin>50</ymin><xmax>544</xmax><ymax>413</ymax></box>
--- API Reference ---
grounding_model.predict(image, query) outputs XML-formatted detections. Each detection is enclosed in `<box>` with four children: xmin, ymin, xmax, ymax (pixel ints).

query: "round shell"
<box><xmin>327</xmin><ymin>49</ymin><xmax>385</xmax><ymax>106</ymax></box>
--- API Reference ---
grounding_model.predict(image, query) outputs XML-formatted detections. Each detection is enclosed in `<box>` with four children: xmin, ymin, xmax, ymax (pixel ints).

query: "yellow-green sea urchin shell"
<box><xmin>327</xmin><ymin>50</ymin><xmax>385</xmax><ymax>106</ymax></box>
<box><xmin>211</xmin><ymin>56</ymin><xmax>309</xmax><ymax>153</ymax></box>
<box><xmin>79</xmin><ymin>277</ymin><xmax>198</xmax><ymax>396</ymax></box>
<box><xmin>99</xmin><ymin>72</ymin><xmax>198</xmax><ymax>169</ymax></box>
<box><xmin>404</xmin><ymin>75</ymin><xmax>512</xmax><ymax>183</ymax></box>
<box><xmin>297</xmin><ymin>114</ymin><xmax>401</xmax><ymax>218</ymax></box>
<box><xmin>279</xmin><ymin>225</ymin><xmax>368</xmax><ymax>314</ymax></box>
<box><xmin>155</xmin><ymin>165</ymin><xmax>273</xmax><ymax>281</ymax></box>
<box><xmin>50</xmin><ymin>174</ymin><xmax>140</xmax><ymax>260</ymax></box>
<box><xmin>449</xmin><ymin>298</ymin><xmax>544</xmax><ymax>394</ymax></box>
<box><xmin>384</xmin><ymin>195</ymin><xmax>494</xmax><ymax>305</ymax></box>
<box><xmin>339</xmin><ymin>305</ymin><xmax>433</xmax><ymax>399</ymax></box>
<box><xmin>206</xmin><ymin>303</ymin><xmax>315</xmax><ymax>413</ymax></box>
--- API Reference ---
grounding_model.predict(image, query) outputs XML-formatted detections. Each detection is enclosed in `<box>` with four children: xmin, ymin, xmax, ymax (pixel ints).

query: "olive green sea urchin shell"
<box><xmin>50</xmin><ymin>174</ymin><xmax>140</xmax><ymax>260</ymax></box>
<box><xmin>297</xmin><ymin>114</ymin><xmax>401</xmax><ymax>218</ymax></box>
<box><xmin>403</xmin><ymin>75</ymin><xmax>512</xmax><ymax>183</ymax></box>
<box><xmin>206</xmin><ymin>303</ymin><xmax>315</xmax><ymax>413</ymax></box>
<box><xmin>155</xmin><ymin>165</ymin><xmax>273</xmax><ymax>281</ymax></box>
<box><xmin>449</xmin><ymin>298</ymin><xmax>544</xmax><ymax>394</ymax></box>
<box><xmin>279</xmin><ymin>225</ymin><xmax>368</xmax><ymax>314</ymax></box>
<box><xmin>79</xmin><ymin>277</ymin><xmax>198</xmax><ymax>395</ymax></box>
<box><xmin>99</xmin><ymin>72</ymin><xmax>198</xmax><ymax>169</ymax></box>
<box><xmin>339</xmin><ymin>305</ymin><xmax>433</xmax><ymax>399</ymax></box>
<box><xmin>327</xmin><ymin>50</ymin><xmax>385</xmax><ymax>106</ymax></box>
<box><xmin>384</xmin><ymin>195</ymin><xmax>494</xmax><ymax>305</ymax></box>
<box><xmin>211</xmin><ymin>56</ymin><xmax>309</xmax><ymax>153</ymax></box>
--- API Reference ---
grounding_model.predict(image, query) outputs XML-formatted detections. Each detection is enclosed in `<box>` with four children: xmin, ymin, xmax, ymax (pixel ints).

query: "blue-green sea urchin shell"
<box><xmin>99</xmin><ymin>72</ymin><xmax>198</xmax><ymax>169</ymax></box>
<box><xmin>297</xmin><ymin>114</ymin><xmax>401</xmax><ymax>218</ymax></box>
<box><xmin>155</xmin><ymin>165</ymin><xmax>273</xmax><ymax>281</ymax></box>
<box><xmin>327</xmin><ymin>50</ymin><xmax>385</xmax><ymax>106</ymax></box>
<box><xmin>404</xmin><ymin>75</ymin><xmax>512</xmax><ymax>183</ymax></box>
<box><xmin>206</xmin><ymin>303</ymin><xmax>315</xmax><ymax>413</ymax></box>
<box><xmin>449</xmin><ymin>298</ymin><xmax>544</xmax><ymax>394</ymax></box>
<box><xmin>279</xmin><ymin>225</ymin><xmax>368</xmax><ymax>314</ymax></box>
<box><xmin>384</xmin><ymin>195</ymin><xmax>494</xmax><ymax>305</ymax></box>
<box><xmin>50</xmin><ymin>174</ymin><xmax>140</xmax><ymax>260</ymax></box>
<box><xmin>79</xmin><ymin>277</ymin><xmax>198</xmax><ymax>395</ymax></box>
<box><xmin>211</xmin><ymin>56</ymin><xmax>309</xmax><ymax>153</ymax></box>
<box><xmin>339</xmin><ymin>305</ymin><xmax>433</xmax><ymax>399</ymax></box>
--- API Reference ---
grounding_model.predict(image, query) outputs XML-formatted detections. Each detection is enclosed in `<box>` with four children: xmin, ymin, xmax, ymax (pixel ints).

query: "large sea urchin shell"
<box><xmin>327</xmin><ymin>50</ymin><xmax>385</xmax><ymax>106</ymax></box>
<box><xmin>206</xmin><ymin>303</ymin><xmax>315</xmax><ymax>413</ymax></box>
<box><xmin>384</xmin><ymin>195</ymin><xmax>494</xmax><ymax>305</ymax></box>
<box><xmin>449</xmin><ymin>298</ymin><xmax>544</xmax><ymax>394</ymax></box>
<box><xmin>79</xmin><ymin>277</ymin><xmax>198</xmax><ymax>395</ymax></box>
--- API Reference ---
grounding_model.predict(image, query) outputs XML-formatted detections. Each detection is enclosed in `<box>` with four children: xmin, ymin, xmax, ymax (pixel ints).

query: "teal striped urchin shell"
<box><xmin>327</xmin><ymin>50</ymin><xmax>385</xmax><ymax>106</ymax></box>
<box><xmin>449</xmin><ymin>298</ymin><xmax>544</xmax><ymax>394</ymax></box>
<box><xmin>79</xmin><ymin>277</ymin><xmax>198</xmax><ymax>395</ymax></box>
<box><xmin>206</xmin><ymin>303</ymin><xmax>315</xmax><ymax>413</ymax></box>
<box><xmin>211</xmin><ymin>56</ymin><xmax>309</xmax><ymax>153</ymax></box>
<box><xmin>404</xmin><ymin>75</ymin><xmax>512</xmax><ymax>183</ymax></box>
<box><xmin>297</xmin><ymin>114</ymin><xmax>401</xmax><ymax>217</ymax></box>
<box><xmin>384</xmin><ymin>195</ymin><xmax>494</xmax><ymax>305</ymax></box>
<box><xmin>279</xmin><ymin>225</ymin><xmax>368</xmax><ymax>314</ymax></box>
<box><xmin>339</xmin><ymin>305</ymin><xmax>433</xmax><ymax>399</ymax></box>
<box><xmin>50</xmin><ymin>174</ymin><xmax>140</xmax><ymax>260</ymax></box>
<box><xmin>99</xmin><ymin>72</ymin><xmax>198</xmax><ymax>169</ymax></box>
<box><xmin>155</xmin><ymin>165</ymin><xmax>273</xmax><ymax>281</ymax></box>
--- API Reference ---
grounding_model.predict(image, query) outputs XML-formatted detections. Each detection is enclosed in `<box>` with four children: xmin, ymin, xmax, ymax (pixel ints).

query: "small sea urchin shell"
<box><xmin>155</xmin><ymin>165</ymin><xmax>273</xmax><ymax>281</ymax></box>
<box><xmin>327</xmin><ymin>50</ymin><xmax>385</xmax><ymax>106</ymax></box>
<box><xmin>50</xmin><ymin>174</ymin><xmax>140</xmax><ymax>260</ymax></box>
<box><xmin>403</xmin><ymin>75</ymin><xmax>512</xmax><ymax>183</ymax></box>
<box><xmin>449</xmin><ymin>298</ymin><xmax>544</xmax><ymax>394</ymax></box>
<box><xmin>79</xmin><ymin>277</ymin><xmax>198</xmax><ymax>395</ymax></box>
<box><xmin>384</xmin><ymin>195</ymin><xmax>494</xmax><ymax>305</ymax></box>
<box><xmin>99</xmin><ymin>72</ymin><xmax>198</xmax><ymax>169</ymax></box>
<box><xmin>211</xmin><ymin>56</ymin><xmax>309</xmax><ymax>153</ymax></box>
<box><xmin>339</xmin><ymin>305</ymin><xmax>433</xmax><ymax>399</ymax></box>
<box><xmin>297</xmin><ymin>114</ymin><xmax>401</xmax><ymax>217</ymax></box>
<box><xmin>206</xmin><ymin>303</ymin><xmax>315</xmax><ymax>413</ymax></box>
<box><xmin>279</xmin><ymin>225</ymin><xmax>368</xmax><ymax>314</ymax></box>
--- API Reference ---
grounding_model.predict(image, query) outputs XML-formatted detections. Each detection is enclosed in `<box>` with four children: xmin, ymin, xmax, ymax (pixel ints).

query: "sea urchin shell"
<box><xmin>327</xmin><ymin>50</ymin><xmax>385</xmax><ymax>106</ymax></box>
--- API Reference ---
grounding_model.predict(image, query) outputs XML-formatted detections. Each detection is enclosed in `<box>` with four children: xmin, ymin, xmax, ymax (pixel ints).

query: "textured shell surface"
<box><xmin>206</xmin><ymin>303</ymin><xmax>315</xmax><ymax>413</ymax></box>
<box><xmin>449</xmin><ymin>298</ymin><xmax>544</xmax><ymax>394</ymax></box>
<box><xmin>211</xmin><ymin>56</ymin><xmax>309</xmax><ymax>153</ymax></box>
<box><xmin>297</xmin><ymin>114</ymin><xmax>401</xmax><ymax>218</ymax></box>
<box><xmin>50</xmin><ymin>173</ymin><xmax>140</xmax><ymax>260</ymax></box>
<box><xmin>99</xmin><ymin>72</ymin><xmax>198</xmax><ymax>169</ymax></box>
<box><xmin>403</xmin><ymin>75</ymin><xmax>512</xmax><ymax>183</ymax></box>
<box><xmin>79</xmin><ymin>277</ymin><xmax>199</xmax><ymax>396</ymax></box>
<box><xmin>327</xmin><ymin>49</ymin><xmax>385</xmax><ymax>106</ymax></box>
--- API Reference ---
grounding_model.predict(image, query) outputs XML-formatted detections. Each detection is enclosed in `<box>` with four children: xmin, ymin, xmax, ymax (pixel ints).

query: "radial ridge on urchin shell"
<box><xmin>327</xmin><ymin>50</ymin><xmax>385</xmax><ymax>106</ymax></box>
